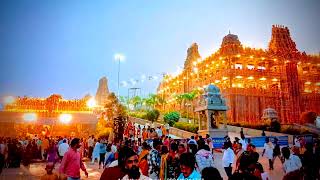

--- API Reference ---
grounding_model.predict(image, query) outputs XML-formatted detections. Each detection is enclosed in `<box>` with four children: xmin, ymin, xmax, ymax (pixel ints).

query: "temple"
<box><xmin>0</xmin><ymin>94</ymin><xmax>97</xmax><ymax>137</ymax></box>
<box><xmin>157</xmin><ymin>25</ymin><xmax>320</xmax><ymax>124</ymax></box>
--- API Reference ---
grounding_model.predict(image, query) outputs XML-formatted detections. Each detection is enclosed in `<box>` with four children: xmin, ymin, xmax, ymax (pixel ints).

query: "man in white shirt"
<box><xmin>262</xmin><ymin>137</ymin><xmax>275</xmax><ymax>170</ymax></box>
<box><xmin>164</xmin><ymin>123</ymin><xmax>170</xmax><ymax>135</ymax></box>
<box><xmin>155</xmin><ymin>127</ymin><xmax>162</xmax><ymax>138</ymax></box>
<box><xmin>281</xmin><ymin>147</ymin><xmax>302</xmax><ymax>174</ymax></box>
<box><xmin>187</xmin><ymin>136</ymin><xmax>197</xmax><ymax>145</ymax></box>
<box><xmin>222</xmin><ymin>142</ymin><xmax>235</xmax><ymax>178</ymax></box>
<box><xmin>87</xmin><ymin>135</ymin><xmax>94</xmax><ymax>159</ymax></box>
<box><xmin>58</xmin><ymin>139</ymin><xmax>69</xmax><ymax>159</ymax></box>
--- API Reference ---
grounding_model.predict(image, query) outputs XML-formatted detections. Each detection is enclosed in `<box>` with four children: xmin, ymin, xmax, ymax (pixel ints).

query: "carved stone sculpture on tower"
<box><xmin>95</xmin><ymin>77</ymin><xmax>110</xmax><ymax>106</ymax></box>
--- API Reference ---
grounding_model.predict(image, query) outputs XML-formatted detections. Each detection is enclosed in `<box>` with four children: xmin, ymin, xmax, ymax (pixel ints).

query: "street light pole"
<box><xmin>114</xmin><ymin>53</ymin><xmax>125</xmax><ymax>97</ymax></box>
<box><xmin>117</xmin><ymin>58</ymin><xmax>120</xmax><ymax>97</ymax></box>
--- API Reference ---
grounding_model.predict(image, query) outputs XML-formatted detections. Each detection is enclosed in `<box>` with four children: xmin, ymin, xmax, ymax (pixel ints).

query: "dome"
<box><xmin>206</xmin><ymin>84</ymin><xmax>221</xmax><ymax>94</ymax></box>
<box><xmin>262</xmin><ymin>108</ymin><xmax>278</xmax><ymax>120</ymax></box>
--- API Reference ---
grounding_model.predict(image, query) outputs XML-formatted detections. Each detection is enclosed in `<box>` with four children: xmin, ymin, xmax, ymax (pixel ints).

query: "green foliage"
<box><xmin>145</xmin><ymin>109</ymin><xmax>160</xmax><ymax>122</ymax></box>
<box><xmin>173</xmin><ymin>122</ymin><xmax>198</xmax><ymax>133</ymax></box>
<box><xmin>164</xmin><ymin>111</ymin><xmax>180</xmax><ymax>126</ymax></box>
<box><xmin>128</xmin><ymin>111</ymin><xmax>147</xmax><ymax>119</ymax></box>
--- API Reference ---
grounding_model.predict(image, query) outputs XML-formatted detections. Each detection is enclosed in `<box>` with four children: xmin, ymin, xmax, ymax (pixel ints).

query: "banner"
<box><xmin>212</xmin><ymin>136</ymin><xmax>288</xmax><ymax>149</ymax></box>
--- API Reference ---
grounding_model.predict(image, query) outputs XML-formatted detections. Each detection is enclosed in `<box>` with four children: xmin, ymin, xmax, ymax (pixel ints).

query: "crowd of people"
<box><xmin>0</xmin><ymin>122</ymin><xmax>320</xmax><ymax>180</ymax></box>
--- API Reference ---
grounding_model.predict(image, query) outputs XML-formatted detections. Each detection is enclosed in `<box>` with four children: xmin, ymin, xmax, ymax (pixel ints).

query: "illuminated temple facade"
<box><xmin>0</xmin><ymin>94</ymin><xmax>97</xmax><ymax>137</ymax></box>
<box><xmin>157</xmin><ymin>25</ymin><xmax>320</xmax><ymax>124</ymax></box>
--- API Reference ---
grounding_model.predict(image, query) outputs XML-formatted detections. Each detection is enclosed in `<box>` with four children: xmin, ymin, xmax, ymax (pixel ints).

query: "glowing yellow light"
<box><xmin>235</xmin><ymin>76</ymin><xmax>243</xmax><ymax>79</ymax></box>
<box><xmin>260</xmin><ymin>77</ymin><xmax>267</xmax><ymax>81</ymax></box>
<box><xmin>304</xmin><ymin>89</ymin><xmax>312</xmax><ymax>93</ymax></box>
<box><xmin>87</xmin><ymin>97</ymin><xmax>96</xmax><ymax>108</ymax></box>
<box><xmin>216</xmin><ymin>64</ymin><xmax>219</xmax><ymax>67</ymax></box>
<box><xmin>219</xmin><ymin>57</ymin><xmax>223</xmax><ymax>60</ymax></box>
<box><xmin>247</xmin><ymin>76</ymin><xmax>254</xmax><ymax>80</ymax></box>
<box><xmin>305</xmin><ymin>81</ymin><xmax>311</xmax><ymax>85</ymax></box>
<box><xmin>272</xmin><ymin>78</ymin><xmax>278</xmax><ymax>82</ymax></box>
<box><xmin>222</xmin><ymin>77</ymin><xmax>228</xmax><ymax>80</ymax></box>
<box><xmin>222</xmin><ymin>60</ymin><xmax>225</xmax><ymax>63</ymax></box>
<box><xmin>285</xmin><ymin>60</ymin><xmax>290</xmax><ymax>63</ymax></box>
<box><xmin>206</xmin><ymin>64</ymin><xmax>209</xmax><ymax>67</ymax></box>
<box><xmin>59</xmin><ymin>114</ymin><xmax>72</xmax><ymax>124</ymax></box>
<box><xmin>316</xmin><ymin>82</ymin><xmax>320</xmax><ymax>86</ymax></box>
<box><xmin>205</xmin><ymin>70</ymin><xmax>208</xmax><ymax>73</ymax></box>
<box><xmin>250</xmin><ymin>55</ymin><xmax>253</xmax><ymax>59</ymax></box>
<box><xmin>193</xmin><ymin>67</ymin><xmax>199</xmax><ymax>73</ymax></box>
<box><xmin>197</xmin><ymin>58</ymin><xmax>202</xmax><ymax>63</ymax></box>
<box><xmin>273</xmin><ymin>58</ymin><xmax>277</xmax><ymax>61</ymax></box>
<box><xmin>261</xmin><ymin>57</ymin><xmax>265</xmax><ymax>60</ymax></box>
<box><xmin>193</xmin><ymin>61</ymin><xmax>197</xmax><ymax>66</ymax></box>
<box><xmin>215</xmin><ymin>80</ymin><xmax>220</xmax><ymax>83</ymax></box>
<box><xmin>236</xmin><ymin>54</ymin><xmax>241</xmax><ymax>58</ymax></box>
<box><xmin>114</xmin><ymin>53</ymin><xmax>126</xmax><ymax>62</ymax></box>
<box><xmin>237</xmin><ymin>83</ymin><xmax>243</xmax><ymax>88</ymax></box>
<box><xmin>3</xmin><ymin>96</ymin><xmax>15</xmax><ymax>105</ymax></box>
<box><xmin>23</xmin><ymin>113</ymin><xmax>37</xmax><ymax>121</ymax></box>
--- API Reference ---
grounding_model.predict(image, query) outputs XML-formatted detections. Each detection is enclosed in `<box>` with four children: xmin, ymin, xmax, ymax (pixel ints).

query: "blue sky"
<box><xmin>0</xmin><ymin>0</ymin><xmax>319</xmax><ymax>99</ymax></box>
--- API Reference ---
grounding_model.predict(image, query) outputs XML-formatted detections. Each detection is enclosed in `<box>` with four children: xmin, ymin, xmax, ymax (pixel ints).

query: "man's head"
<box><xmin>205</xmin><ymin>134</ymin><xmax>210</xmax><ymax>139</ymax></box>
<box><xmin>62</xmin><ymin>139</ymin><xmax>67</xmax><ymax>143</ymax></box>
<box><xmin>178</xmin><ymin>144</ymin><xmax>186</xmax><ymax>154</ymax></box>
<box><xmin>191</xmin><ymin>136</ymin><xmax>194</xmax><ymax>139</ymax></box>
<box><xmin>180</xmin><ymin>153</ymin><xmax>196</xmax><ymax>178</ymax></box>
<box><xmin>123</xmin><ymin>148</ymin><xmax>140</xmax><ymax>179</ymax></box>
<box><xmin>238</xmin><ymin>143</ymin><xmax>242</xmax><ymax>150</ymax></box>
<box><xmin>45</xmin><ymin>162</ymin><xmax>54</xmax><ymax>174</ymax></box>
<box><xmin>281</xmin><ymin>147</ymin><xmax>290</xmax><ymax>159</ymax></box>
<box><xmin>70</xmin><ymin>138</ymin><xmax>81</xmax><ymax>149</ymax></box>
<box><xmin>153</xmin><ymin>138</ymin><xmax>162</xmax><ymax>150</ymax></box>
<box><xmin>223</xmin><ymin>142</ymin><xmax>232</xmax><ymax>150</ymax></box>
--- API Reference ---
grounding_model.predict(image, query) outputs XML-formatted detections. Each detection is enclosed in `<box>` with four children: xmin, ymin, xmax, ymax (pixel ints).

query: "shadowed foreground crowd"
<box><xmin>0</xmin><ymin>123</ymin><xmax>320</xmax><ymax>180</ymax></box>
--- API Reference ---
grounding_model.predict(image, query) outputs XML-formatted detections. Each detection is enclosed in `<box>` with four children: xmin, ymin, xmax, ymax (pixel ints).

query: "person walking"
<box><xmin>262</xmin><ymin>137</ymin><xmax>274</xmax><ymax>170</ymax></box>
<box><xmin>195</xmin><ymin>144</ymin><xmax>214</xmax><ymax>173</ymax></box>
<box><xmin>147</xmin><ymin>138</ymin><xmax>161</xmax><ymax>179</ymax></box>
<box><xmin>99</xmin><ymin>140</ymin><xmax>107</xmax><ymax>169</ymax></box>
<box><xmin>281</xmin><ymin>147</ymin><xmax>302</xmax><ymax>175</ymax></box>
<box><xmin>58</xmin><ymin>139</ymin><xmax>69</xmax><ymax>160</ymax></box>
<box><xmin>222</xmin><ymin>142</ymin><xmax>235</xmax><ymax>178</ymax></box>
<box><xmin>92</xmin><ymin>140</ymin><xmax>100</xmax><ymax>165</ymax></box>
<box><xmin>59</xmin><ymin>138</ymin><xmax>88</xmax><ymax>180</ymax></box>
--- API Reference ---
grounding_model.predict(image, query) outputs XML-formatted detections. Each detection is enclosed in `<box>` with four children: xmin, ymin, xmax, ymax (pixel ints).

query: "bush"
<box><xmin>128</xmin><ymin>111</ymin><xmax>147</xmax><ymax>119</ymax></box>
<box><xmin>174</xmin><ymin>122</ymin><xmax>198</xmax><ymax>133</ymax></box>
<box><xmin>145</xmin><ymin>109</ymin><xmax>160</xmax><ymax>122</ymax></box>
<box><xmin>164</xmin><ymin>111</ymin><xmax>180</xmax><ymax>126</ymax></box>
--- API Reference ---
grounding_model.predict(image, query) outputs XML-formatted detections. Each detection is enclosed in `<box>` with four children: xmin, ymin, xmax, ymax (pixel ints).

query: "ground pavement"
<box><xmin>0</xmin><ymin>137</ymin><xmax>286</xmax><ymax>180</ymax></box>
<box><xmin>0</xmin><ymin>151</ymin><xmax>285</xmax><ymax>180</ymax></box>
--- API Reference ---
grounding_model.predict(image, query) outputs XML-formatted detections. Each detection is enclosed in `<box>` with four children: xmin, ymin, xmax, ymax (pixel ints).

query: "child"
<box><xmin>41</xmin><ymin>163</ymin><xmax>58</xmax><ymax>180</ymax></box>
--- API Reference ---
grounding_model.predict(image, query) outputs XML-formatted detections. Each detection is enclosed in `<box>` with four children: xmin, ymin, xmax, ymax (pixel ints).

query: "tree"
<box><xmin>130</xmin><ymin>96</ymin><xmax>142</xmax><ymax>110</ymax></box>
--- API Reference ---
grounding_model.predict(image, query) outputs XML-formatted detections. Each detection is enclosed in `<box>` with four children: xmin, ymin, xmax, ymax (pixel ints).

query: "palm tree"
<box><xmin>130</xmin><ymin>96</ymin><xmax>142</xmax><ymax>110</ymax></box>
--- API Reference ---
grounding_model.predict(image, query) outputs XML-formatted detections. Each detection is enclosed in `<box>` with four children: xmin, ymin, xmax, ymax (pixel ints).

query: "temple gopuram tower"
<box><xmin>157</xmin><ymin>25</ymin><xmax>320</xmax><ymax>125</ymax></box>
<box><xmin>95</xmin><ymin>77</ymin><xmax>110</xmax><ymax>107</ymax></box>
<box><xmin>269</xmin><ymin>25</ymin><xmax>301</xmax><ymax>123</ymax></box>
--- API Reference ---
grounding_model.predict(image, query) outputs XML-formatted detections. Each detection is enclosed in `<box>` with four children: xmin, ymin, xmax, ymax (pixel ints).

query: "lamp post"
<box><xmin>114</xmin><ymin>53</ymin><xmax>125</xmax><ymax>97</ymax></box>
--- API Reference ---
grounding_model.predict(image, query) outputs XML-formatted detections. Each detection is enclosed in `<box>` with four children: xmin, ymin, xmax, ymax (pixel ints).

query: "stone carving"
<box><xmin>95</xmin><ymin>77</ymin><xmax>110</xmax><ymax>106</ymax></box>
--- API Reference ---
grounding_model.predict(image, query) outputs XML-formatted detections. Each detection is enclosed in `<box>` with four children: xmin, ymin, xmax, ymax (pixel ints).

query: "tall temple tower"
<box><xmin>183</xmin><ymin>43</ymin><xmax>201</xmax><ymax>92</ymax></box>
<box><xmin>95</xmin><ymin>77</ymin><xmax>110</xmax><ymax>107</ymax></box>
<box><xmin>269</xmin><ymin>25</ymin><xmax>301</xmax><ymax>123</ymax></box>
